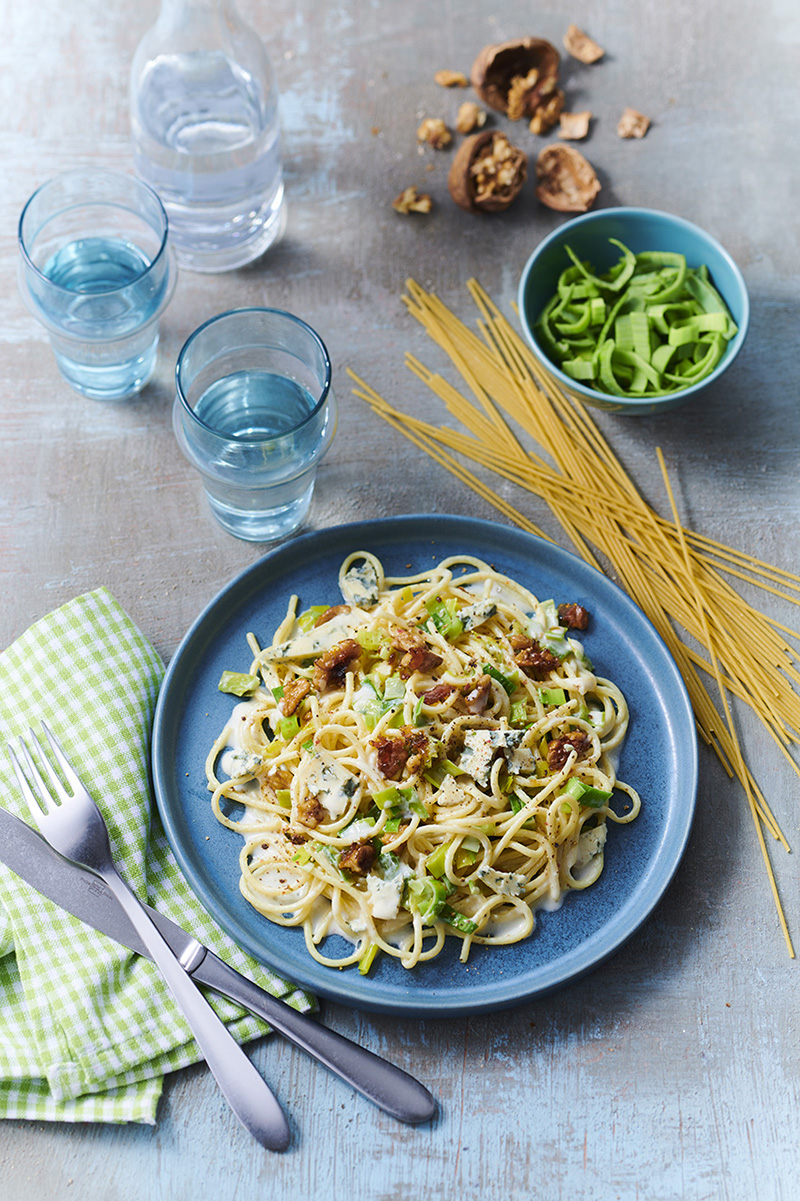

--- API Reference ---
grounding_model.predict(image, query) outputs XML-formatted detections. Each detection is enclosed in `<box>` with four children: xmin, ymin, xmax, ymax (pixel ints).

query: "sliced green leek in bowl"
<box><xmin>518</xmin><ymin>207</ymin><xmax>749</xmax><ymax>415</ymax></box>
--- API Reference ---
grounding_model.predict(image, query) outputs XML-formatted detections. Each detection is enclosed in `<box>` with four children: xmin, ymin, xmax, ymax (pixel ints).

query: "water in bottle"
<box><xmin>131</xmin><ymin>0</ymin><xmax>285</xmax><ymax>273</ymax></box>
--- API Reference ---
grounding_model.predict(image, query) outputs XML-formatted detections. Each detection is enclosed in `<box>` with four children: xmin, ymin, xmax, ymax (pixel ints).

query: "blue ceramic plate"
<box><xmin>151</xmin><ymin>515</ymin><xmax>697</xmax><ymax>1016</ymax></box>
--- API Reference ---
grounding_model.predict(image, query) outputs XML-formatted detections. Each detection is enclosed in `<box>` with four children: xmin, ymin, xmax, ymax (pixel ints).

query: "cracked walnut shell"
<box><xmin>617</xmin><ymin>107</ymin><xmax>651</xmax><ymax>138</ymax></box>
<box><xmin>448</xmin><ymin>130</ymin><xmax>527</xmax><ymax>213</ymax></box>
<box><xmin>535</xmin><ymin>143</ymin><xmax>600</xmax><ymax>212</ymax></box>
<box><xmin>559</xmin><ymin>110</ymin><xmax>592</xmax><ymax>140</ymax></box>
<box><xmin>470</xmin><ymin>37</ymin><xmax>562</xmax><ymax>130</ymax></box>
<box><xmin>563</xmin><ymin>25</ymin><xmax>605</xmax><ymax>63</ymax></box>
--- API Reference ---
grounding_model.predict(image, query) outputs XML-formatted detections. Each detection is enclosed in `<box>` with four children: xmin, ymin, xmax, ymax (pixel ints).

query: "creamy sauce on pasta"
<box><xmin>205</xmin><ymin>551</ymin><xmax>641</xmax><ymax>973</ymax></box>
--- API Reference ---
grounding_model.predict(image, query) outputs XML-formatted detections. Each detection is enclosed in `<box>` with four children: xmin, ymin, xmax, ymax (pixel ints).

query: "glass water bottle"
<box><xmin>130</xmin><ymin>0</ymin><xmax>285</xmax><ymax>273</ymax></box>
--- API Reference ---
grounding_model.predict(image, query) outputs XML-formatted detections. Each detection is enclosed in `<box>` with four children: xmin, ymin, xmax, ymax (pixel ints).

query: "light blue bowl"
<box><xmin>517</xmin><ymin>207</ymin><xmax>750</xmax><ymax>415</ymax></box>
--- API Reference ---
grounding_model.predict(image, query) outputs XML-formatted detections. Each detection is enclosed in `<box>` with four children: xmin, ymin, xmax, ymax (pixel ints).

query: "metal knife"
<box><xmin>0</xmin><ymin>806</ymin><xmax>435</xmax><ymax>1125</ymax></box>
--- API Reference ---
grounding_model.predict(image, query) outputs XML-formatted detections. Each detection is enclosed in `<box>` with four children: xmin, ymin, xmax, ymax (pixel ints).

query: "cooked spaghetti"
<box><xmin>206</xmin><ymin>551</ymin><xmax>639</xmax><ymax>972</ymax></box>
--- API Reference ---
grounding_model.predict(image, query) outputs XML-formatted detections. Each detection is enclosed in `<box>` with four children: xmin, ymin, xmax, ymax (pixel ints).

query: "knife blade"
<box><xmin>0</xmin><ymin>806</ymin><xmax>435</xmax><ymax>1125</ymax></box>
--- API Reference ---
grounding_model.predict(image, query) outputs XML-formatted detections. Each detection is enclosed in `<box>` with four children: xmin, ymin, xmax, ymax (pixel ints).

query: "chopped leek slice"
<box><xmin>218</xmin><ymin>671</ymin><xmax>260</xmax><ymax>697</ymax></box>
<box><xmin>426</xmin><ymin>597</ymin><xmax>464</xmax><ymax>640</ymax></box>
<box><xmin>406</xmin><ymin>877</ymin><xmax>448</xmax><ymax>922</ymax></box>
<box><xmin>425</xmin><ymin>840</ymin><xmax>451</xmax><ymax>878</ymax></box>
<box><xmin>358</xmin><ymin>943</ymin><xmax>379</xmax><ymax>975</ymax></box>
<box><xmin>372</xmin><ymin>785</ymin><xmax>401</xmax><ymax>809</ymax></box>
<box><xmin>563</xmin><ymin>777</ymin><xmax>612</xmax><ymax>808</ymax></box>
<box><xmin>278</xmin><ymin>715</ymin><xmax>300</xmax><ymax>741</ymax></box>
<box><xmin>482</xmin><ymin>663</ymin><xmax>518</xmax><ymax>695</ymax></box>
<box><xmin>296</xmin><ymin>605</ymin><xmax>329</xmax><ymax>632</ymax></box>
<box><xmin>438</xmin><ymin>904</ymin><xmax>479</xmax><ymax>935</ymax></box>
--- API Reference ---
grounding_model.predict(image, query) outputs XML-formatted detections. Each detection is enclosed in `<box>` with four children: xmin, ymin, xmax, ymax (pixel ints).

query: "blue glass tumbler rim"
<box><xmin>175</xmin><ymin>307</ymin><xmax>333</xmax><ymax>441</ymax></box>
<box><xmin>17</xmin><ymin>167</ymin><xmax>171</xmax><ymax>295</ymax></box>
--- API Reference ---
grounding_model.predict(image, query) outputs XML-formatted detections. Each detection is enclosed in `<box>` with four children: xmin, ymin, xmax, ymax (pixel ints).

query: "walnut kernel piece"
<box><xmin>559</xmin><ymin>109</ymin><xmax>592</xmax><ymax>140</ymax></box>
<box><xmin>281</xmin><ymin>677</ymin><xmax>311</xmax><ymax>716</ymax></box>
<box><xmin>506</xmin><ymin>68</ymin><xmax>540</xmax><ymax>121</ymax></box>
<box><xmin>456</xmin><ymin>100</ymin><xmax>487</xmax><ymax>134</ymax></box>
<box><xmin>416</xmin><ymin>117</ymin><xmax>453</xmax><ymax>149</ymax></box>
<box><xmin>617</xmin><ymin>107</ymin><xmax>651</xmax><ymax>138</ymax></box>
<box><xmin>448</xmin><ymin>130</ymin><xmax>527</xmax><ymax>213</ymax></box>
<box><xmin>535</xmin><ymin>143</ymin><xmax>600</xmax><ymax>213</ymax></box>
<box><xmin>563</xmin><ymin>25</ymin><xmax>605</xmax><ymax>63</ymax></box>
<box><xmin>528</xmin><ymin>84</ymin><xmax>564</xmax><ymax>134</ymax></box>
<box><xmin>434</xmin><ymin>69</ymin><xmax>469</xmax><ymax>87</ymax></box>
<box><xmin>392</xmin><ymin>186</ymin><xmax>433</xmax><ymax>215</ymax></box>
<box><xmin>470</xmin><ymin>38</ymin><xmax>561</xmax><ymax>127</ymax></box>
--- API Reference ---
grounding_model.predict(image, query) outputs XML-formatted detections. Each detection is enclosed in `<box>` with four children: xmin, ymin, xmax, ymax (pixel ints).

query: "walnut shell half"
<box><xmin>470</xmin><ymin>37</ymin><xmax>561</xmax><ymax>124</ymax></box>
<box><xmin>535</xmin><ymin>144</ymin><xmax>601</xmax><ymax>212</ymax></box>
<box><xmin>448</xmin><ymin>130</ymin><xmax>527</xmax><ymax>213</ymax></box>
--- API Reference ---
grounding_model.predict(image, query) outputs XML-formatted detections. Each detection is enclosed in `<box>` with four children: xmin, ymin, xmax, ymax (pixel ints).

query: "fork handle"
<box><xmin>100</xmin><ymin>868</ymin><xmax>291</xmax><ymax>1152</ymax></box>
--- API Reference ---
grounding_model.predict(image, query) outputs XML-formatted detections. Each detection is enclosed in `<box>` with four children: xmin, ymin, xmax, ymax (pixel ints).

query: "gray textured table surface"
<box><xmin>1</xmin><ymin>1</ymin><xmax>798</xmax><ymax>1199</ymax></box>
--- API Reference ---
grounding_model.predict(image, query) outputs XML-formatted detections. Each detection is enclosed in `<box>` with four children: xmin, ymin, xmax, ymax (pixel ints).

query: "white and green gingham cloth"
<box><xmin>0</xmin><ymin>589</ymin><xmax>314</xmax><ymax>1124</ymax></box>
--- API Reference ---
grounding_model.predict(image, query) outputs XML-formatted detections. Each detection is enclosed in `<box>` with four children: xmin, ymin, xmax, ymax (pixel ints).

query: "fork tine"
<box><xmin>7</xmin><ymin>741</ymin><xmax>53</xmax><ymax>824</ymax></box>
<box><xmin>25</xmin><ymin>726</ymin><xmax>75</xmax><ymax>804</ymax></box>
<box><xmin>39</xmin><ymin>722</ymin><xmax>82</xmax><ymax>794</ymax></box>
<box><xmin>6</xmin><ymin>744</ymin><xmax>40</xmax><ymax>811</ymax></box>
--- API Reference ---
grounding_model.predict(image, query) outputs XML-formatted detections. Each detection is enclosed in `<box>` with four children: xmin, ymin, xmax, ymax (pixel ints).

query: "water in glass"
<box><xmin>193</xmin><ymin>371</ymin><xmax>319</xmax><ymax>540</ymax></box>
<box><xmin>18</xmin><ymin>170</ymin><xmax>175</xmax><ymax>401</ymax></box>
<box><xmin>173</xmin><ymin>308</ymin><xmax>335</xmax><ymax>542</ymax></box>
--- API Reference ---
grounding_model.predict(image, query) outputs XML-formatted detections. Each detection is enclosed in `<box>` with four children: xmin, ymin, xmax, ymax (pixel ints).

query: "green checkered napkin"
<box><xmin>0</xmin><ymin>589</ymin><xmax>314</xmax><ymax>1124</ymax></box>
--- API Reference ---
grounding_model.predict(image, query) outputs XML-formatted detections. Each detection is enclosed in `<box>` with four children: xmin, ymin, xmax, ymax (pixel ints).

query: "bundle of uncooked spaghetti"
<box><xmin>349</xmin><ymin>278</ymin><xmax>800</xmax><ymax>956</ymax></box>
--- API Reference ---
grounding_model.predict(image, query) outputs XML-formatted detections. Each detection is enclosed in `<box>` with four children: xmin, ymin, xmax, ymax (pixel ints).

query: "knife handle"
<box><xmin>194</xmin><ymin>952</ymin><xmax>436</xmax><ymax>1125</ymax></box>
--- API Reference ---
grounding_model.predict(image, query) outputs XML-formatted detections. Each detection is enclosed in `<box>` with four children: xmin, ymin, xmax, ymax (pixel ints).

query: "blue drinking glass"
<box><xmin>173</xmin><ymin>308</ymin><xmax>337</xmax><ymax>542</ymax></box>
<box><xmin>18</xmin><ymin>169</ymin><xmax>177</xmax><ymax>401</ymax></box>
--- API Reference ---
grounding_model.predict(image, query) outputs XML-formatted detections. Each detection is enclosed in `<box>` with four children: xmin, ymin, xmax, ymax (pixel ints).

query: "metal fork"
<box><xmin>8</xmin><ymin>722</ymin><xmax>291</xmax><ymax>1152</ymax></box>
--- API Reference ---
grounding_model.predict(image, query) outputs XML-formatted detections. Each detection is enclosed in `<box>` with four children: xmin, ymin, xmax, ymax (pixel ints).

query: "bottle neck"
<box><xmin>156</xmin><ymin>0</ymin><xmax>241</xmax><ymax>26</ymax></box>
<box><xmin>150</xmin><ymin>0</ymin><xmax>250</xmax><ymax>50</ymax></box>
<box><xmin>158</xmin><ymin>0</ymin><xmax>239</xmax><ymax>13</ymax></box>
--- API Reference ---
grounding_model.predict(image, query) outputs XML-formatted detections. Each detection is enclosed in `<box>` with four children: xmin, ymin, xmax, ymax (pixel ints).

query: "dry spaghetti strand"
<box><xmin>347</xmin><ymin>278</ymin><xmax>800</xmax><ymax>955</ymax></box>
<box><xmin>657</xmin><ymin>447</ymin><xmax>793</xmax><ymax>956</ymax></box>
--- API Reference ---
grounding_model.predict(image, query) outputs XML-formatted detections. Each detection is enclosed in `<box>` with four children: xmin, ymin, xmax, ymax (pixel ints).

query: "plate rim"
<box><xmin>152</xmin><ymin>514</ymin><xmax>698</xmax><ymax>1016</ymax></box>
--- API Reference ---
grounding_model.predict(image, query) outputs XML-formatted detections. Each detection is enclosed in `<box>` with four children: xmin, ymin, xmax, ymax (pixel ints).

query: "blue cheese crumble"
<box><xmin>340</xmin><ymin>560</ymin><xmax>380</xmax><ymax>608</ymax></box>
<box><xmin>458</xmin><ymin>727</ymin><xmax>526</xmax><ymax>788</ymax></box>
<box><xmin>476</xmin><ymin>865</ymin><xmax>527</xmax><ymax>897</ymax></box>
